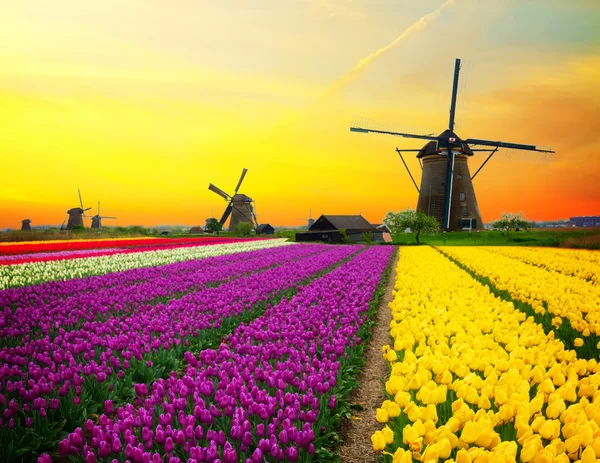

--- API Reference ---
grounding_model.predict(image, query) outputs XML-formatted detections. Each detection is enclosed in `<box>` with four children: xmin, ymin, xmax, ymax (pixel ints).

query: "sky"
<box><xmin>1</xmin><ymin>0</ymin><xmax>599</xmax><ymax>228</ymax></box>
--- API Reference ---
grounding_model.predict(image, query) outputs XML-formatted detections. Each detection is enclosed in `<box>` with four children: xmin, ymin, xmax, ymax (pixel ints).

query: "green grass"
<box><xmin>391</xmin><ymin>228</ymin><xmax>600</xmax><ymax>248</ymax></box>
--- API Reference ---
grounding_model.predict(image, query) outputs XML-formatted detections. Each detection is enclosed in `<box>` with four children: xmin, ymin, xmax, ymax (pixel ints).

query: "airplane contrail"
<box><xmin>325</xmin><ymin>0</ymin><xmax>457</xmax><ymax>95</ymax></box>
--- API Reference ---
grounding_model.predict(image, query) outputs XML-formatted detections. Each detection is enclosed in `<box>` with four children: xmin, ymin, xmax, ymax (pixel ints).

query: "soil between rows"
<box><xmin>337</xmin><ymin>247</ymin><xmax>398</xmax><ymax>462</ymax></box>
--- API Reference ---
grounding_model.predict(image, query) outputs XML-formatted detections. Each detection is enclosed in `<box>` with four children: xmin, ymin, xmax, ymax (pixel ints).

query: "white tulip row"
<box><xmin>0</xmin><ymin>239</ymin><xmax>291</xmax><ymax>290</ymax></box>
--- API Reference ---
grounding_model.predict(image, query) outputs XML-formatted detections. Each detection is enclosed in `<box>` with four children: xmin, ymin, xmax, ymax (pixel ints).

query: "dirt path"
<box><xmin>338</xmin><ymin>247</ymin><xmax>398</xmax><ymax>462</ymax></box>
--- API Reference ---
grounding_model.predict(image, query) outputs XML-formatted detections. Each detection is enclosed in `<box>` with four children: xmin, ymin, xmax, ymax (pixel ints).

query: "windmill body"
<box><xmin>91</xmin><ymin>201</ymin><xmax>116</xmax><ymax>229</ymax></box>
<box><xmin>21</xmin><ymin>219</ymin><xmax>32</xmax><ymax>231</ymax></box>
<box><xmin>65</xmin><ymin>189</ymin><xmax>91</xmax><ymax>230</ymax></box>
<box><xmin>66</xmin><ymin>208</ymin><xmax>86</xmax><ymax>229</ymax></box>
<box><xmin>351</xmin><ymin>58</ymin><xmax>554</xmax><ymax>231</ymax></box>
<box><xmin>208</xmin><ymin>169</ymin><xmax>258</xmax><ymax>232</ymax></box>
<box><xmin>416</xmin><ymin>132</ymin><xmax>483</xmax><ymax>230</ymax></box>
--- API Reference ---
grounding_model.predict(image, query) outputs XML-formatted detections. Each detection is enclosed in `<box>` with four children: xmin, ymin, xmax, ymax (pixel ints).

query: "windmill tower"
<box><xmin>351</xmin><ymin>58</ymin><xmax>554</xmax><ymax>231</ymax></box>
<box><xmin>65</xmin><ymin>189</ymin><xmax>91</xmax><ymax>230</ymax></box>
<box><xmin>21</xmin><ymin>219</ymin><xmax>32</xmax><ymax>231</ymax></box>
<box><xmin>91</xmin><ymin>201</ymin><xmax>116</xmax><ymax>229</ymax></box>
<box><xmin>208</xmin><ymin>168</ymin><xmax>258</xmax><ymax>232</ymax></box>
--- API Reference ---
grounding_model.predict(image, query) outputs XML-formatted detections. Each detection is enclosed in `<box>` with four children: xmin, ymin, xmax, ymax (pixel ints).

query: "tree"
<box><xmin>205</xmin><ymin>218</ymin><xmax>223</xmax><ymax>235</ymax></box>
<box><xmin>383</xmin><ymin>209</ymin><xmax>439</xmax><ymax>245</ymax></box>
<box><xmin>490</xmin><ymin>212</ymin><xmax>532</xmax><ymax>234</ymax></box>
<box><xmin>234</xmin><ymin>222</ymin><xmax>254</xmax><ymax>237</ymax></box>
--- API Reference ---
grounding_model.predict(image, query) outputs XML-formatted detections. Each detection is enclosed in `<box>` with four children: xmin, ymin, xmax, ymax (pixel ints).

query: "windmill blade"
<box><xmin>78</xmin><ymin>188</ymin><xmax>84</xmax><ymax>209</ymax></box>
<box><xmin>465</xmin><ymin>137</ymin><xmax>554</xmax><ymax>153</ymax></box>
<box><xmin>350</xmin><ymin>117</ymin><xmax>438</xmax><ymax>141</ymax></box>
<box><xmin>208</xmin><ymin>183</ymin><xmax>231</xmax><ymax>201</ymax></box>
<box><xmin>98</xmin><ymin>201</ymin><xmax>100</xmax><ymax>216</ymax></box>
<box><xmin>102</xmin><ymin>216</ymin><xmax>117</xmax><ymax>219</ymax></box>
<box><xmin>219</xmin><ymin>203</ymin><xmax>233</xmax><ymax>225</ymax></box>
<box><xmin>234</xmin><ymin>168</ymin><xmax>248</xmax><ymax>195</ymax></box>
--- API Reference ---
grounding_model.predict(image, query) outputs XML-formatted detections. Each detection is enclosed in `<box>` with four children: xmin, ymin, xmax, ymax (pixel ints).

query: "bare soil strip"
<box><xmin>338</xmin><ymin>247</ymin><xmax>399</xmax><ymax>462</ymax></box>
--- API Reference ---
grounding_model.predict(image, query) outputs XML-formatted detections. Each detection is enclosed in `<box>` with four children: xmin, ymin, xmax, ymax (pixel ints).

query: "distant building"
<box><xmin>256</xmin><ymin>223</ymin><xmax>275</xmax><ymax>235</ymax></box>
<box><xmin>296</xmin><ymin>214</ymin><xmax>383</xmax><ymax>243</ymax></box>
<box><xmin>189</xmin><ymin>227</ymin><xmax>204</xmax><ymax>234</ymax></box>
<box><xmin>569</xmin><ymin>216</ymin><xmax>600</xmax><ymax>227</ymax></box>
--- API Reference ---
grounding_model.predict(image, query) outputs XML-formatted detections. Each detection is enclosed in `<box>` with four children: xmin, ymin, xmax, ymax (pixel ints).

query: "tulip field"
<box><xmin>3</xmin><ymin>239</ymin><xmax>599</xmax><ymax>463</ymax></box>
<box><xmin>373</xmin><ymin>246</ymin><xmax>600</xmax><ymax>463</ymax></box>
<box><xmin>0</xmin><ymin>237</ymin><xmax>395</xmax><ymax>462</ymax></box>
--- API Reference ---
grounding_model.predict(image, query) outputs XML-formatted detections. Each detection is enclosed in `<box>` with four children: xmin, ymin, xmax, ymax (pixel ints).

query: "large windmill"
<box><xmin>63</xmin><ymin>189</ymin><xmax>91</xmax><ymax>230</ymax></box>
<box><xmin>91</xmin><ymin>201</ymin><xmax>116</xmax><ymax>229</ymax></box>
<box><xmin>208</xmin><ymin>168</ymin><xmax>258</xmax><ymax>232</ymax></box>
<box><xmin>350</xmin><ymin>58</ymin><xmax>554</xmax><ymax>231</ymax></box>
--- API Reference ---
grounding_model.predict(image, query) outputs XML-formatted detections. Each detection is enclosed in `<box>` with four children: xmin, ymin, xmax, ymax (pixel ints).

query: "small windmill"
<box><xmin>21</xmin><ymin>219</ymin><xmax>32</xmax><ymax>231</ymax></box>
<box><xmin>208</xmin><ymin>168</ymin><xmax>258</xmax><ymax>232</ymax></box>
<box><xmin>91</xmin><ymin>201</ymin><xmax>116</xmax><ymax>229</ymax></box>
<box><xmin>350</xmin><ymin>58</ymin><xmax>554</xmax><ymax>231</ymax></box>
<box><xmin>63</xmin><ymin>188</ymin><xmax>91</xmax><ymax>230</ymax></box>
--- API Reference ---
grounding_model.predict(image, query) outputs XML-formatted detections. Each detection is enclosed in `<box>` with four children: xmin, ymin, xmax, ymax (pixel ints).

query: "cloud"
<box><xmin>324</xmin><ymin>0</ymin><xmax>457</xmax><ymax>95</ymax></box>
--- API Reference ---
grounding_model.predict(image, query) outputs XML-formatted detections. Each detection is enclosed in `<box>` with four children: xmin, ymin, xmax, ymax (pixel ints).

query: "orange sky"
<box><xmin>1</xmin><ymin>0</ymin><xmax>599</xmax><ymax>228</ymax></box>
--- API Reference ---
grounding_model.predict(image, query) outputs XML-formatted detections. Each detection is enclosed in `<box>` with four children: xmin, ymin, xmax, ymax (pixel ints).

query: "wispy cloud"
<box><xmin>325</xmin><ymin>0</ymin><xmax>457</xmax><ymax>95</ymax></box>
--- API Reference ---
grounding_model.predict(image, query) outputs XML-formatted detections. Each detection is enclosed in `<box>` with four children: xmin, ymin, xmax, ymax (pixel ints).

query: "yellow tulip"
<box><xmin>581</xmin><ymin>446</ymin><xmax>597</xmax><ymax>463</ymax></box>
<box><xmin>455</xmin><ymin>449</ymin><xmax>472</xmax><ymax>463</ymax></box>
<box><xmin>382</xmin><ymin>425</ymin><xmax>394</xmax><ymax>445</ymax></box>
<box><xmin>371</xmin><ymin>431</ymin><xmax>386</xmax><ymax>452</ymax></box>
<box><xmin>460</xmin><ymin>421</ymin><xmax>479</xmax><ymax>444</ymax></box>
<box><xmin>574</xmin><ymin>338</ymin><xmax>584</xmax><ymax>347</ymax></box>
<box><xmin>376</xmin><ymin>408</ymin><xmax>389</xmax><ymax>423</ymax></box>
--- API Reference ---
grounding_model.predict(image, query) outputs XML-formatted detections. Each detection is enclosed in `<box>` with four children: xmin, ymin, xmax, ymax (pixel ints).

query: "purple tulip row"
<box><xmin>1</xmin><ymin>244</ymin><xmax>325</xmax><ymax>341</ymax></box>
<box><xmin>0</xmin><ymin>244</ymin><xmax>360</xmax><ymax>429</ymax></box>
<box><xmin>58</xmin><ymin>246</ymin><xmax>393</xmax><ymax>462</ymax></box>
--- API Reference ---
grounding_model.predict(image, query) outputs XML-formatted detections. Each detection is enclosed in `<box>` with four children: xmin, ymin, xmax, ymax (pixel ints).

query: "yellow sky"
<box><xmin>1</xmin><ymin>0</ymin><xmax>599</xmax><ymax>228</ymax></box>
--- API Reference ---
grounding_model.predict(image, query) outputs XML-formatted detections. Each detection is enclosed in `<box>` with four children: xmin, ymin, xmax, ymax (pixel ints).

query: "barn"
<box><xmin>296</xmin><ymin>215</ymin><xmax>383</xmax><ymax>243</ymax></box>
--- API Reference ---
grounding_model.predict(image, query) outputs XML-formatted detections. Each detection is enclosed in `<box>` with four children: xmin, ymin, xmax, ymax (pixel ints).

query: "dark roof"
<box><xmin>417</xmin><ymin>130</ymin><xmax>474</xmax><ymax>158</ymax></box>
<box><xmin>257</xmin><ymin>224</ymin><xmax>274</xmax><ymax>232</ymax></box>
<box><xmin>309</xmin><ymin>215</ymin><xmax>376</xmax><ymax>232</ymax></box>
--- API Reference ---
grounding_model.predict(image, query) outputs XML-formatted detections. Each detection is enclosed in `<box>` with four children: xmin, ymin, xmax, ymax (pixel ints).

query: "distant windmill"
<box><xmin>21</xmin><ymin>219</ymin><xmax>32</xmax><ymax>231</ymax></box>
<box><xmin>351</xmin><ymin>58</ymin><xmax>554</xmax><ymax>231</ymax></box>
<box><xmin>91</xmin><ymin>201</ymin><xmax>116</xmax><ymax>229</ymax></box>
<box><xmin>300</xmin><ymin>209</ymin><xmax>314</xmax><ymax>229</ymax></box>
<box><xmin>208</xmin><ymin>168</ymin><xmax>258</xmax><ymax>232</ymax></box>
<box><xmin>63</xmin><ymin>189</ymin><xmax>91</xmax><ymax>230</ymax></box>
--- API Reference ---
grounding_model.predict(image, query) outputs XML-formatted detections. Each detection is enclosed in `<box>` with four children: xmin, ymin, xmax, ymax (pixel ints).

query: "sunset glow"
<box><xmin>1</xmin><ymin>0</ymin><xmax>599</xmax><ymax>228</ymax></box>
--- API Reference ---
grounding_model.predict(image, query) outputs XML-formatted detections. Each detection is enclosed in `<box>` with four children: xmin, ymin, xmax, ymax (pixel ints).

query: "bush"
<box><xmin>234</xmin><ymin>222</ymin><xmax>254</xmax><ymax>237</ymax></box>
<box><xmin>362</xmin><ymin>232</ymin><xmax>373</xmax><ymax>244</ymax></box>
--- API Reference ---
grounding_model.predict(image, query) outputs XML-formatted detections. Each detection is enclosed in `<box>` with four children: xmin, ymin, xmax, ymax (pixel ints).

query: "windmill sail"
<box><xmin>219</xmin><ymin>204</ymin><xmax>233</xmax><ymax>225</ymax></box>
<box><xmin>234</xmin><ymin>168</ymin><xmax>248</xmax><ymax>195</ymax></box>
<box><xmin>208</xmin><ymin>184</ymin><xmax>231</xmax><ymax>200</ymax></box>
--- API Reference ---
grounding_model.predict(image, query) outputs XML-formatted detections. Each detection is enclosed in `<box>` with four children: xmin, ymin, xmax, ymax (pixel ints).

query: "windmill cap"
<box><xmin>417</xmin><ymin>130</ymin><xmax>474</xmax><ymax>158</ymax></box>
<box><xmin>232</xmin><ymin>193</ymin><xmax>253</xmax><ymax>202</ymax></box>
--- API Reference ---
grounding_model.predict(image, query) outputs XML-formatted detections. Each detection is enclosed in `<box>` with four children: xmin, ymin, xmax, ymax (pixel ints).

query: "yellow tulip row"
<box><xmin>372</xmin><ymin>247</ymin><xmax>600</xmax><ymax>463</ymax></box>
<box><xmin>440</xmin><ymin>247</ymin><xmax>600</xmax><ymax>338</ymax></box>
<box><xmin>482</xmin><ymin>247</ymin><xmax>599</xmax><ymax>285</ymax></box>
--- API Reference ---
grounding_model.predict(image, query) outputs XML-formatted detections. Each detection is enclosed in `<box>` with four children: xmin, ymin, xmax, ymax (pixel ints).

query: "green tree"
<box><xmin>361</xmin><ymin>232</ymin><xmax>373</xmax><ymax>244</ymax></box>
<box><xmin>205</xmin><ymin>218</ymin><xmax>223</xmax><ymax>235</ymax></box>
<box><xmin>234</xmin><ymin>222</ymin><xmax>254</xmax><ymax>237</ymax></box>
<box><xmin>383</xmin><ymin>209</ymin><xmax>439</xmax><ymax>245</ymax></box>
<box><xmin>490</xmin><ymin>212</ymin><xmax>532</xmax><ymax>235</ymax></box>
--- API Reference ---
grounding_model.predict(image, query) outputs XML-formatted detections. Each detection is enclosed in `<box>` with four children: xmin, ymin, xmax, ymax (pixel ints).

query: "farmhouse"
<box><xmin>296</xmin><ymin>214</ymin><xmax>383</xmax><ymax>243</ymax></box>
<box><xmin>256</xmin><ymin>223</ymin><xmax>275</xmax><ymax>235</ymax></box>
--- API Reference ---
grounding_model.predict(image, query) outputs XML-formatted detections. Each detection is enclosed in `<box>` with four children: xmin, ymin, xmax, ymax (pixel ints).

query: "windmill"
<box><xmin>208</xmin><ymin>168</ymin><xmax>258</xmax><ymax>232</ymax></box>
<box><xmin>64</xmin><ymin>188</ymin><xmax>91</xmax><ymax>230</ymax></box>
<box><xmin>21</xmin><ymin>219</ymin><xmax>32</xmax><ymax>231</ymax></box>
<box><xmin>350</xmin><ymin>58</ymin><xmax>554</xmax><ymax>231</ymax></box>
<box><xmin>91</xmin><ymin>201</ymin><xmax>116</xmax><ymax>229</ymax></box>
